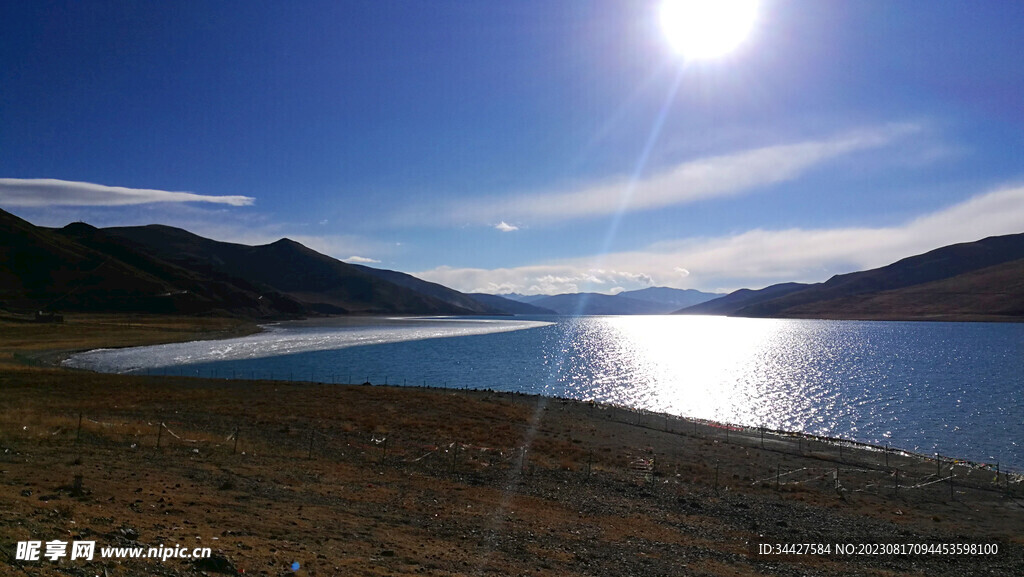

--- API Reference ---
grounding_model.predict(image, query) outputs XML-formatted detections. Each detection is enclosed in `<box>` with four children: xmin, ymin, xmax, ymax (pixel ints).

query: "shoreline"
<box><xmin>3</xmin><ymin>314</ymin><xmax>1023</xmax><ymax>575</ymax></box>
<box><xmin>47</xmin><ymin>314</ymin><xmax>1024</xmax><ymax>476</ymax></box>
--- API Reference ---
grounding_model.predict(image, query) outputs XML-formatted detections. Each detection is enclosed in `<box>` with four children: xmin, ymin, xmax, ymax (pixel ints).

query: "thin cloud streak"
<box><xmin>416</xmin><ymin>124</ymin><xmax>918</xmax><ymax>227</ymax></box>
<box><xmin>0</xmin><ymin>178</ymin><xmax>254</xmax><ymax>207</ymax></box>
<box><xmin>343</xmin><ymin>256</ymin><xmax>381</xmax><ymax>264</ymax></box>
<box><xmin>414</xmin><ymin>185</ymin><xmax>1024</xmax><ymax>295</ymax></box>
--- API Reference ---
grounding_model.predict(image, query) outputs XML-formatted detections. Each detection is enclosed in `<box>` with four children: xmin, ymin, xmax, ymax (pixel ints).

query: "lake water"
<box><xmin>65</xmin><ymin>315</ymin><xmax>1024</xmax><ymax>470</ymax></box>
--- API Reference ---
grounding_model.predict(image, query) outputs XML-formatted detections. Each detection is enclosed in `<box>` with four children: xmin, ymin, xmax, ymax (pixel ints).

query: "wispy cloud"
<box><xmin>409</xmin><ymin>124</ymin><xmax>918</xmax><ymax>227</ymax></box>
<box><xmin>0</xmin><ymin>178</ymin><xmax>254</xmax><ymax>207</ymax></box>
<box><xmin>494</xmin><ymin>221</ymin><xmax>519</xmax><ymax>232</ymax></box>
<box><xmin>343</xmin><ymin>255</ymin><xmax>381</xmax><ymax>264</ymax></box>
<box><xmin>414</xmin><ymin>185</ymin><xmax>1024</xmax><ymax>294</ymax></box>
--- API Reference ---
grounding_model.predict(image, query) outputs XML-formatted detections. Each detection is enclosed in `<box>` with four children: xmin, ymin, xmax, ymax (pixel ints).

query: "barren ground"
<box><xmin>1</xmin><ymin>315</ymin><xmax>1022</xmax><ymax>576</ymax></box>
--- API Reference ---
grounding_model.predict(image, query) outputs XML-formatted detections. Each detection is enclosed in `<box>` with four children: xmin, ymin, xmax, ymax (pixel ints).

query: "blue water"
<box><xmin>66</xmin><ymin>316</ymin><xmax>1024</xmax><ymax>470</ymax></box>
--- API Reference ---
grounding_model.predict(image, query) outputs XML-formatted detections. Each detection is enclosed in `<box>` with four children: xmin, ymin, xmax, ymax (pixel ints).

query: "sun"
<box><xmin>659</xmin><ymin>0</ymin><xmax>759</xmax><ymax>60</ymax></box>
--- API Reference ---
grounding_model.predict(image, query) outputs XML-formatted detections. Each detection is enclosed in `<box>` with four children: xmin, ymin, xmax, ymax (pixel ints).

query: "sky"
<box><xmin>2</xmin><ymin>0</ymin><xmax>1023</xmax><ymax>295</ymax></box>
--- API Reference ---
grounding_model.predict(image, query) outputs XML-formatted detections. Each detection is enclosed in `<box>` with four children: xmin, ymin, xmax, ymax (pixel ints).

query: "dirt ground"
<box><xmin>1</xmin><ymin>315</ymin><xmax>1022</xmax><ymax>576</ymax></box>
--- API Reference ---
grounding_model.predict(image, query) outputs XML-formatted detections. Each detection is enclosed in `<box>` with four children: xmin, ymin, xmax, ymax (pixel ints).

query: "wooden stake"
<box><xmin>75</xmin><ymin>413</ymin><xmax>83</xmax><ymax>445</ymax></box>
<box><xmin>308</xmin><ymin>429</ymin><xmax>315</xmax><ymax>459</ymax></box>
<box><xmin>233</xmin><ymin>428</ymin><xmax>240</xmax><ymax>454</ymax></box>
<box><xmin>156</xmin><ymin>423</ymin><xmax>163</xmax><ymax>449</ymax></box>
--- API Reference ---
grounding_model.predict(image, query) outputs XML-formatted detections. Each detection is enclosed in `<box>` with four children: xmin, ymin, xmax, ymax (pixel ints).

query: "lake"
<box><xmin>65</xmin><ymin>315</ymin><xmax>1024</xmax><ymax>470</ymax></box>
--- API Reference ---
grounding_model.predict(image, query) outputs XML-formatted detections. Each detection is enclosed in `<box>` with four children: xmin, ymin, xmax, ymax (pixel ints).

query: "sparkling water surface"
<box><xmin>65</xmin><ymin>315</ymin><xmax>1024</xmax><ymax>470</ymax></box>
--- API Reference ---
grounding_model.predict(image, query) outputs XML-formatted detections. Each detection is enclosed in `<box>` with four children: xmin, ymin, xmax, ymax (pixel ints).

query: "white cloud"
<box><xmin>406</xmin><ymin>124</ymin><xmax>917</xmax><ymax>227</ymax></box>
<box><xmin>0</xmin><ymin>178</ymin><xmax>254</xmax><ymax>207</ymax></box>
<box><xmin>495</xmin><ymin>221</ymin><xmax>519</xmax><ymax>232</ymax></box>
<box><xmin>414</xmin><ymin>185</ymin><xmax>1024</xmax><ymax>294</ymax></box>
<box><xmin>343</xmin><ymin>255</ymin><xmax>381</xmax><ymax>264</ymax></box>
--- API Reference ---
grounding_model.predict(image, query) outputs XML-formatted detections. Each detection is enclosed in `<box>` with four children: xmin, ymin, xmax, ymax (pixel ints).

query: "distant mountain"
<box><xmin>497</xmin><ymin>287</ymin><xmax>720</xmax><ymax>315</ymax></box>
<box><xmin>530</xmin><ymin>293</ymin><xmax>668</xmax><ymax>315</ymax></box>
<box><xmin>498</xmin><ymin>293</ymin><xmax>550</xmax><ymax>304</ymax></box>
<box><xmin>617</xmin><ymin>287</ymin><xmax>722</xmax><ymax>312</ymax></box>
<box><xmin>99</xmin><ymin>225</ymin><xmax>482</xmax><ymax>316</ymax></box>
<box><xmin>674</xmin><ymin>283</ymin><xmax>810</xmax><ymax>316</ymax></box>
<box><xmin>348</xmin><ymin>264</ymin><xmax>504</xmax><ymax>315</ymax></box>
<box><xmin>467</xmin><ymin>293</ymin><xmax>557</xmax><ymax>315</ymax></box>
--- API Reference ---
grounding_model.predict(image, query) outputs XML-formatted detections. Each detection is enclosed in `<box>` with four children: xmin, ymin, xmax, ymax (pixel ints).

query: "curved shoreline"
<box><xmin>3</xmin><ymin>316</ymin><xmax>1023</xmax><ymax>576</ymax></box>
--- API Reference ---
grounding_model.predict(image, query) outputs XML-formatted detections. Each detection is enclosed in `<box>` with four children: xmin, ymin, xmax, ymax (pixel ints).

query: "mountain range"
<box><xmin>2</xmin><ymin>208</ymin><xmax>1021</xmax><ymax>321</ymax></box>
<box><xmin>0</xmin><ymin>209</ymin><xmax>525</xmax><ymax>318</ymax></box>
<box><xmin>504</xmin><ymin>287</ymin><xmax>723</xmax><ymax>315</ymax></box>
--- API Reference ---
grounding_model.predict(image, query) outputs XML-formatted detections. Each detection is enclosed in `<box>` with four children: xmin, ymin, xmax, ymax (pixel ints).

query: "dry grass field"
<box><xmin>1</xmin><ymin>314</ymin><xmax>1022</xmax><ymax>576</ymax></box>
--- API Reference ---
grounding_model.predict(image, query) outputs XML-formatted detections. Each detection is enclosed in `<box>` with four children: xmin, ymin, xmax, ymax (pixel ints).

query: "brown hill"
<box><xmin>99</xmin><ymin>225</ymin><xmax>481</xmax><ymax>315</ymax></box>
<box><xmin>735</xmin><ymin>233</ymin><xmax>1024</xmax><ymax>321</ymax></box>
<box><xmin>0</xmin><ymin>209</ymin><xmax>492</xmax><ymax>317</ymax></box>
<box><xmin>0</xmin><ymin>209</ymin><xmax>240</xmax><ymax>315</ymax></box>
<box><xmin>778</xmin><ymin>258</ymin><xmax>1024</xmax><ymax>321</ymax></box>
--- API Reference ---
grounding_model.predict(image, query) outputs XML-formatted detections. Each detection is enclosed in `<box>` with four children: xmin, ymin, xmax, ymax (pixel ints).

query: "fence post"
<box><xmin>381</xmin><ymin>437</ymin><xmax>388</xmax><ymax>466</ymax></box>
<box><xmin>776</xmin><ymin>463</ymin><xmax>780</xmax><ymax>491</ymax></box>
<box><xmin>714</xmin><ymin>461</ymin><xmax>720</xmax><ymax>494</ymax></box>
<box><xmin>760</xmin><ymin>427</ymin><xmax>764</xmax><ymax>449</ymax></box>
<box><xmin>75</xmin><ymin>413</ymin><xmax>83</xmax><ymax>445</ymax></box>
<box><xmin>156</xmin><ymin>423</ymin><xmax>163</xmax><ymax>449</ymax></box>
<box><xmin>308</xmin><ymin>430</ymin><xmax>315</xmax><ymax>459</ymax></box>
<box><xmin>885</xmin><ymin>444</ymin><xmax>889</xmax><ymax>468</ymax></box>
<box><xmin>894</xmin><ymin>468</ymin><xmax>900</xmax><ymax>497</ymax></box>
<box><xmin>233</xmin><ymin>428</ymin><xmax>240</xmax><ymax>454</ymax></box>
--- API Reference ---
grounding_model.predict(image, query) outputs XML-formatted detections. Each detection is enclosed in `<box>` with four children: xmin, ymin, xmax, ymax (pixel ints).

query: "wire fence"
<box><xmin>2</xmin><ymin>397</ymin><xmax>1021</xmax><ymax>509</ymax></box>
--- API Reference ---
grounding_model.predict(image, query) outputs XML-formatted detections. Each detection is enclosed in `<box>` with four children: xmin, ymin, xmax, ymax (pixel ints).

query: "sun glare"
<box><xmin>659</xmin><ymin>0</ymin><xmax>759</xmax><ymax>60</ymax></box>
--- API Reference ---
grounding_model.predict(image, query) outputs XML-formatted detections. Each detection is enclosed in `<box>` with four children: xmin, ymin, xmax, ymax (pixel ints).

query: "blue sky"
<box><xmin>2</xmin><ymin>0</ymin><xmax>1023</xmax><ymax>294</ymax></box>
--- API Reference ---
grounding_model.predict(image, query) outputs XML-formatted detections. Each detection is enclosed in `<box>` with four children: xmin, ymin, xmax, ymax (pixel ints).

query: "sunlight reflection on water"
<box><xmin>66</xmin><ymin>315</ymin><xmax>1023</xmax><ymax>468</ymax></box>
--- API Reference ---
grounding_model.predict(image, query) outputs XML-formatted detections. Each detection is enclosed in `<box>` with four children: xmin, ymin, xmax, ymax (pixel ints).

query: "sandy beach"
<box><xmin>1</xmin><ymin>314</ymin><xmax>1022</xmax><ymax>576</ymax></box>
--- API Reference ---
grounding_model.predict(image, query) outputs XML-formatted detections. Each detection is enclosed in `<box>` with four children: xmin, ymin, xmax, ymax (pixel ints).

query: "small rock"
<box><xmin>193</xmin><ymin>553</ymin><xmax>237</xmax><ymax>574</ymax></box>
